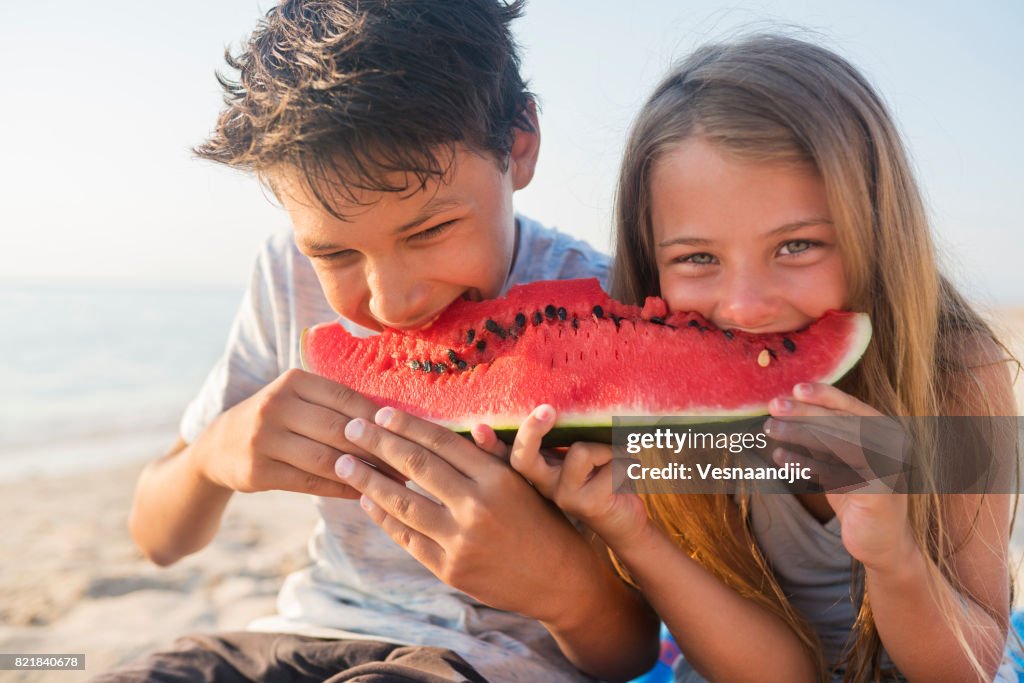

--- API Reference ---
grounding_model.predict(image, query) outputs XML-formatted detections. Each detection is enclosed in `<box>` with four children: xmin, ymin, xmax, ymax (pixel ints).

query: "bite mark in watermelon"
<box><xmin>300</xmin><ymin>279</ymin><xmax>871</xmax><ymax>444</ymax></box>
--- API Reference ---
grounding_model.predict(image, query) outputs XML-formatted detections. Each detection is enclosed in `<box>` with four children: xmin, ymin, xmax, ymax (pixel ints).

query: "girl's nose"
<box><xmin>715</xmin><ymin>275</ymin><xmax>782</xmax><ymax>332</ymax></box>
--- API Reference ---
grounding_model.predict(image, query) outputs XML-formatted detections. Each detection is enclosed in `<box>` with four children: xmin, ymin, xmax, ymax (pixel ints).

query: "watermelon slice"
<box><xmin>300</xmin><ymin>279</ymin><xmax>871</xmax><ymax>443</ymax></box>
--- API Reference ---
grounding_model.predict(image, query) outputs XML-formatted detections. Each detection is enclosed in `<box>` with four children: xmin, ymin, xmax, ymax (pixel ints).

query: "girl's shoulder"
<box><xmin>940</xmin><ymin>331</ymin><xmax>1019</xmax><ymax>417</ymax></box>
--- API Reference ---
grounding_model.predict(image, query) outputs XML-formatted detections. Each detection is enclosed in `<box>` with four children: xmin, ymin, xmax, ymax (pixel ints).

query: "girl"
<box><xmin>479</xmin><ymin>35</ymin><xmax>1020</xmax><ymax>682</ymax></box>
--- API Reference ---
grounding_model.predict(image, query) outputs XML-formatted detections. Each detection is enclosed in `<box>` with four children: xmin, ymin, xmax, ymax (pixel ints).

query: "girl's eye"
<box><xmin>674</xmin><ymin>252</ymin><xmax>716</xmax><ymax>265</ymax></box>
<box><xmin>778</xmin><ymin>240</ymin><xmax>819</xmax><ymax>256</ymax></box>
<box><xmin>410</xmin><ymin>220</ymin><xmax>455</xmax><ymax>242</ymax></box>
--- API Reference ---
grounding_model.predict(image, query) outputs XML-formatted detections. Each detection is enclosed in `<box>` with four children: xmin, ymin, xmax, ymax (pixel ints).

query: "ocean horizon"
<box><xmin>0</xmin><ymin>283</ymin><xmax>246</xmax><ymax>481</ymax></box>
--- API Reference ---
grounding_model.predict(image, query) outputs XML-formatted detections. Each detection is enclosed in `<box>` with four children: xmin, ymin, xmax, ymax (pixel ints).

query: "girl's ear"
<box><xmin>508</xmin><ymin>99</ymin><xmax>540</xmax><ymax>191</ymax></box>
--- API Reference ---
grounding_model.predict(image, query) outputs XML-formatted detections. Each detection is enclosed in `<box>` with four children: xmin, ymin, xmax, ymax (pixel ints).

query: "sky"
<box><xmin>1</xmin><ymin>0</ymin><xmax>1021</xmax><ymax>303</ymax></box>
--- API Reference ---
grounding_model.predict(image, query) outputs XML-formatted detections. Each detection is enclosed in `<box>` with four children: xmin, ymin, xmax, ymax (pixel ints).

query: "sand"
<box><xmin>1</xmin><ymin>308</ymin><xmax>1022</xmax><ymax>682</ymax></box>
<box><xmin>0</xmin><ymin>463</ymin><xmax>319</xmax><ymax>682</ymax></box>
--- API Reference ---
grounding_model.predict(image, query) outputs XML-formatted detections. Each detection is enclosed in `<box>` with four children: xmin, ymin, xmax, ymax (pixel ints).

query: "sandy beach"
<box><xmin>0</xmin><ymin>464</ymin><xmax>319</xmax><ymax>682</ymax></box>
<box><xmin>1</xmin><ymin>308</ymin><xmax>1022</xmax><ymax>682</ymax></box>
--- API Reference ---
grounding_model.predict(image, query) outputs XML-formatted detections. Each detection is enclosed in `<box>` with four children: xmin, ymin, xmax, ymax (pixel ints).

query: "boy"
<box><xmin>97</xmin><ymin>1</ymin><xmax>658</xmax><ymax>681</ymax></box>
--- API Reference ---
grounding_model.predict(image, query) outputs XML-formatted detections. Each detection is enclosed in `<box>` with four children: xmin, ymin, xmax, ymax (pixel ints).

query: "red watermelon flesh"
<box><xmin>300</xmin><ymin>278</ymin><xmax>871</xmax><ymax>438</ymax></box>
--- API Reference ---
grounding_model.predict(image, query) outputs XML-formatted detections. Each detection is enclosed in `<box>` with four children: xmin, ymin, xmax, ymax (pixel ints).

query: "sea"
<box><xmin>0</xmin><ymin>284</ymin><xmax>248</xmax><ymax>482</ymax></box>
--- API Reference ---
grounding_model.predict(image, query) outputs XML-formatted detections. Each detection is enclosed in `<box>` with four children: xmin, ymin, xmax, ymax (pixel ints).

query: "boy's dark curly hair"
<box><xmin>195</xmin><ymin>0</ymin><xmax>534</xmax><ymax>217</ymax></box>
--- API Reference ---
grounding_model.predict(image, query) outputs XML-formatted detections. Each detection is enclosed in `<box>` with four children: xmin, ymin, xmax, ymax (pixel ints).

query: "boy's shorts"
<box><xmin>87</xmin><ymin>631</ymin><xmax>489</xmax><ymax>683</ymax></box>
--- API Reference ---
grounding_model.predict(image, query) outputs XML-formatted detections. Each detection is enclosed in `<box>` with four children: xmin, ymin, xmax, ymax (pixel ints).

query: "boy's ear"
<box><xmin>508</xmin><ymin>100</ymin><xmax>540</xmax><ymax>191</ymax></box>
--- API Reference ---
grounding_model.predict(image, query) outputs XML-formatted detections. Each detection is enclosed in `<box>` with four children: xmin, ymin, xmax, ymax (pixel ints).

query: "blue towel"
<box><xmin>632</xmin><ymin>613</ymin><xmax>1024</xmax><ymax>683</ymax></box>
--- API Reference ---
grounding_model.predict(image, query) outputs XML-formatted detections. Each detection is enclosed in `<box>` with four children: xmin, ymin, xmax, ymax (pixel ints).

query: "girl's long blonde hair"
<box><xmin>610</xmin><ymin>34</ymin><xmax>1019</xmax><ymax>682</ymax></box>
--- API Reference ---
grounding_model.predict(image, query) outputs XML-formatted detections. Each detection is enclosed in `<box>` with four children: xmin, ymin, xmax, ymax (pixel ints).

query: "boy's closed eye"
<box><xmin>408</xmin><ymin>219</ymin><xmax>457</xmax><ymax>242</ymax></box>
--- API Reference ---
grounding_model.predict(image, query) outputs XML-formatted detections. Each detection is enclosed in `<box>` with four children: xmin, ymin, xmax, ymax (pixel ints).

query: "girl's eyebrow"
<box><xmin>657</xmin><ymin>218</ymin><xmax>833</xmax><ymax>249</ymax></box>
<box><xmin>764</xmin><ymin>218</ymin><xmax>833</xmax><ymax>237</ymax></box>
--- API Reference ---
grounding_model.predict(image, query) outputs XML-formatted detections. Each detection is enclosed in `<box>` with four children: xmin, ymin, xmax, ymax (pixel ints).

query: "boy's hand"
<box><xmin>193</xmin><ymin>368</ymin><xmax>401</xmax><ymax>499</ymax></box>
<box><xmin>506</xmin><ymin>406</ymin><xmax>650</xmax><ymax>548</ymax></box>
<box><xmin>335</xmin><ymin>407</ymin><xmax>612</xmax><ymax>627</ymax></box>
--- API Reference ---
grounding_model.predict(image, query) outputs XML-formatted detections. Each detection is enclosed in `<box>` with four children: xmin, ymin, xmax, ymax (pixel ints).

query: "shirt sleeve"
<box><xmin>179</xmin><ymin>243</ymin><xmax>282</xmax><ymax>444</ymax></box>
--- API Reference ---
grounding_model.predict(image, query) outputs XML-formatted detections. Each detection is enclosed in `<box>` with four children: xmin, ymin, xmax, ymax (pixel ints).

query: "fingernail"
<box><xmin>772</xmin><ymin>398</ymin><xmax>793</xmax><ymax>413</ymax></box>
<box><xmin>345</xmin><ymin>418</ymin><xmax>365</xmax><ymax>440</ymax></box>
<box><xmin>536</xmin><ymin>405</ymin><xmax>553</xmax><ymax>421</ymax></box>
<box><xmin>359</xmin><ymin>494</ymin><xmax>374</xmax><ymax>511</ymax></box>
<box><xmin>763</xmin><ymin>418</ymin><xmax>773</xmax><ymax>435</ymax></box>
<box><xmin>773</xmin><ymin>447</ymin><xmax>787</xmax><ymax>464</ymax></box>
<box><xmin>795</xmin><ymin>383</ymin><xmax>813</xmax><ymax>398</ymax></box>
<box><xmin>336</xmin><ymin>455</ymin><xmax>355</xmax><ymax>479</ymax></box>
<box><xmin>375</xmin><ymin>407</ymin><xmax>394</xmax><ymax>426</ymax></box>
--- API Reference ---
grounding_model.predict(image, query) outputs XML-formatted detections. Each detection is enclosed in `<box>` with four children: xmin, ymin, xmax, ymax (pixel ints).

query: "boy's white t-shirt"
<box><xmin>180</xmin><ymin>216</ymin><xmax>610</xmax><ymax>683</ymax></box>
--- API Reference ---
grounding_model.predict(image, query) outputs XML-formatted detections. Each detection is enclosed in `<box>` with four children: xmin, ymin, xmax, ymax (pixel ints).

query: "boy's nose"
<box><xmin>366</xmin><ymin>265</ymin><xmax>433</xmax><ymax>329</ymax></box>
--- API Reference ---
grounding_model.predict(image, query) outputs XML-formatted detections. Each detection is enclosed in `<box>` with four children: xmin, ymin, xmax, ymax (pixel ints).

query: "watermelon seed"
<box><xmin>610</xmin><ymin>314</ymin><xmax>621</xmax><ymax>328</ymax></box>
<box><xmin>783</xmin><ymin>338</ymin><xmax>796</xmax><ymax>352</ymax></box>
<box><xmin>572</xmin><ymin>317</ymin><xmax>579</xmax><ymax>330</ymax></box>
<box><xmin>723</xmin><ymin>330</ymin><xmax>734</xmax><ymax>340</ymax></box>
<box><xmin>435</xmin><ymin>363</ymin><xmax>447</xmax><ymax>374</ymax></box>
<box><xmin>557</xmin><ymin>307</ymin><xmax>568</xmax><ymax>320</ymax></box>
<box><xmin>475</xmin><ymin>340</ymin><xmax>487</xmax><ymax>352</ymax></box>
<box><xmin>592</xmin><ymin>305</ymin><xmax>604</xmax><ymax>319</ymax></box>
<box><xmin>514</xmin><ymin>312</ymin><xmax>527</xmax><ymax>329</ymax></box>
<box><xmin>700</xmin><ymin>326</ymin><xmax>711</xmax><ymax>332</ymax></box>
<box><xmin>422</xmin><ymin>361</ymin><xmax>433</xmax><ymax>373</ymax></box>
<box><xmin>484</xmin><ymin>319</ymin><xmax>506</xmax><ymax>339</ymax></box>
<box><xmin>767</xmin><ymin>348</ymin><xmax>778</xmax><ymax>360</ymax></box>
<box><xmin>532</xmin><ymin>311</ymin><xmax>543</xmax><ymax>325</ymax></box>
<box><xmin>544</xmin><ymin>304</ymin><xmax>557</xmax><ymax>320</ymax></box>
<box><xmin>456</xmin><ymin>360</ymin><xmax>468</xmax><ymax>370</ymax></box>
<box><xmin>757</xmin><ymin>350</ymin><xmax>771</xmax><ymax>367</ymax></box>
<box><xmin>447</xmin><ymin>349</ymin><xmax>459</xmax><ymax>364</ymax></box>
<box><xmin>466</xmin><ymin>329</ymin><xmax>475</xmax><ymax>345</ymax></box>
<box><xmin>408</xmin><ymin>360</ymin><xmax>421</xmax><ymax>370</ymax></box>
<box><xmin>687</xmin><ymin>320</ymin><xmax>701</xmax><ymax>329</ymax></box>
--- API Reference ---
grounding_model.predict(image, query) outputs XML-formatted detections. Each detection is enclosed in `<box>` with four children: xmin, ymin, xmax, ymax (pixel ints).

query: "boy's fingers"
<box><xmin>344</xmin><ymin>418</ymin><xmax>465</xmax><ymax>501</ymax></box>
<box><xmin>290</xmin><ymin>369</ymin><xmax>380</xmax><ymax>423</ymax></box>
<box><xmin>359</xmin><ymin>495</ymin><xmax>445</xmax><ymax>569</ymax></box>
<box><xmin>371</xmin><ymin>408</ymin><xmax>488</xmax><ymax>479</ymax></box>
<box><xmin>284</xmin><ymin>401</ymin><xmax>405</xmax><ymax>480</ymax></box>
<box><xmin>265</xmin><ymin>461</ymin><xmax>362</xmax><ymax>498</ymax></box>
<box><xmin>335</xmin><ymin>455</ymin><xmax>453</xmax><ymax>536</ymax></box>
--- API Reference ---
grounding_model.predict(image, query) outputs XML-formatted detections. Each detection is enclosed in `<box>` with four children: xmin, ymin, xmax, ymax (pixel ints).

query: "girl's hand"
<box><xmin>769</xmin><ymin>383</ymin><xmax>918</xmax><ymax>574</ymax></box>
<box><xmin>488</xmin><ymin>405</ymin><xmax>651</xmax><ymax>547</ymax></box>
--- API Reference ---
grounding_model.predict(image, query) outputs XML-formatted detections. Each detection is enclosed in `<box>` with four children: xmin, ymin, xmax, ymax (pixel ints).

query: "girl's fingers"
<box><xmin>562</xmin><ymin>442</ymin><xmax>613</xmax><ymax>489</ymax></box>
<box><xmin>764</xmin><ymin>417</ymin><xmax>868</xmax><ymax>467</ymax></box>
<box><xmin>509</xmin><ymin>405</ymin><xmax>560</xmax><ymax>496</ymax></box>
<box><xmin>471</xmin><ymin>423</ymin><xmax>509</xmax><ymax>460</ymax></box>
<box><xmin>789</xmin><ymin>383</ymin><xmax>882</xmax><ymax>416</ymax></box>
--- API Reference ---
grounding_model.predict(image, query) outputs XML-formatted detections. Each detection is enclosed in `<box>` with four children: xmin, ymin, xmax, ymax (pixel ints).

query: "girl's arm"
<box><xmin>866</xmin><ymin>492</ymin><xmax>1010</xmax><ymax>682</ymax></box>
<box><xmin>776</xmin><ymin>338</ymin><xmax>1015</xmax><ymax>682</ymax></box>
<box><xmin>866</xmin><ymin>343</ymin><xmax>1014</xmax><ymax>682</ymax></box>
<box><xmin>613</xmin><ymin>497</ymin><xmax>820</xmax><ymax>683</ymax></box>
<box><xmin>501</xmin><ymin>408</ymin><xmax>819</xmax><ymax>683</ymax></box>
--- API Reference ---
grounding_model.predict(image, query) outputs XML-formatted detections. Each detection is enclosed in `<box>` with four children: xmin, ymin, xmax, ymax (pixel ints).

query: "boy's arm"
<box><xmin>130</xmin><ymin>370</ymin><xmax>384</xmax><ymax>566</ymax></box>
<box><xmin>130</xmin><ymin>436</ymin><xmax>232</xmax><ymax>566</ymax></box>
<box><xmin>336</xmin><ymin>409</ymin><xmax>659</xmax><ymax>682</ymax></box>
